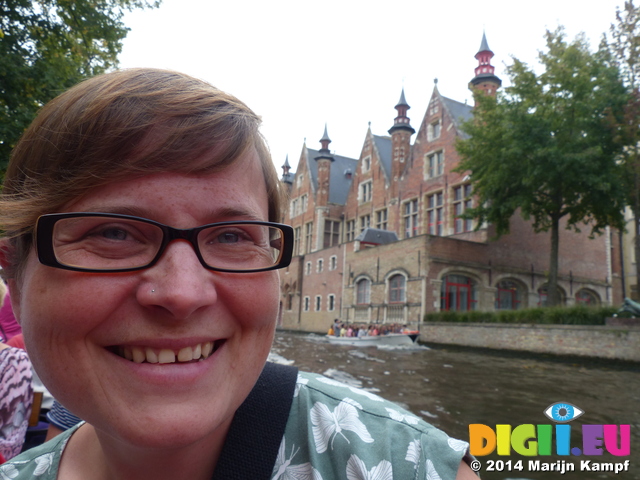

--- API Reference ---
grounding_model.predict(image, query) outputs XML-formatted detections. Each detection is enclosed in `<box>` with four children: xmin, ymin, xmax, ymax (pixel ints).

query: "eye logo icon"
<box><xmin>544</xmin><ymin>402</ymin><xmax>584</xmax><ymax>423</ymax></box>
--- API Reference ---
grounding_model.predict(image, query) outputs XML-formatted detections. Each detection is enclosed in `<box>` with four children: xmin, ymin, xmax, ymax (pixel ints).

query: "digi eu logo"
<box><xmin>469</xmin><ymin>402</ymin><xmax>631</xmax><ymax>457</ymax></box>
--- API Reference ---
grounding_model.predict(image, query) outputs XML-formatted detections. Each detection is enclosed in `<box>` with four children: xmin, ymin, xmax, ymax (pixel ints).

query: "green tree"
<box><xmin>456</xmin><ymin>28</ymin><xmax>629</xmax><ymax>306</ymax></box>
<box><xmin>0</xmin><ymin>0</ymin><xmax>160</xmax><ymax>173</ymax></box>
<box><xmin>605</xmin><ymin>0</ymin><xmax>640</xmax><ymax>299</ymax></box>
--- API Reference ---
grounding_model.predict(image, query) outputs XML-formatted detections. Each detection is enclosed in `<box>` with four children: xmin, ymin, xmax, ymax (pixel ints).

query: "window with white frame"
<box><xmin>360</xmin><ymin>180</ymin><xmax>373</xmax><ymax>204</ymax></box>
<box><xmin>453</xmin><ymin>184</ymin><xmax>473</xmax><ymax>233</ymax></box>
<box><xmin>360</xmin><ymin>214</ymin><xmax>371</xmax><ymax>233</ymax></box>
<box><xmin>317</xmin><ymin>259</ymin><xmax>323</xmax><ymax>273</ymax></box>
<box><xmin>427</xmin><ymin>192</ymin><xmax>444</xmax><ymax>236</ymax></box>
<box><xmin>427</xmin><ymin>120</ymin><xmax>441</xmax><ymax>141</ymax></box>
<box><xmin>362</xmin><ymin>156</ymin><xmax>371</xmax><ymax>172</ymax></box>
<box><xmin>290</xmin><ymin>198</ymin><xmax>298</xmax><ymax>218</ymax></box>
<box><xmin>323</xmin><ymin>220</ymin><xmax>340</xmax><ymax>248</ymax></box>
<box><xmin>297</xmin><ymin>174</ymin><xmax>303</xmax><ymax>188</ymax></box>
<box><xmin>346</xmin><ymin>220</ymin><xmax>356</xmax><ymax>242</ymax></box>
<box><xmin>375</xmin><ymin>209</ymin><xmax>388</xmax><ymax>230</ymax></box>
<box><xmin>328</xmin><ymin>294</ymin><xmax>335</xmax><ymax>311</ymax></box>
<box><xmin>403</xmin><ymin>199</ymin><xmax>419</xmax><ymax>238</ymax></box>
<box><xmin>304</xmin><ymin>222</ymin><xmax>313</xmax><ymax>253</ymax></box>
<box><xmin>305</xmin><ymin>262</ymin><xmax>311</xmax><ymax>275</ymax></box>
<box><xmin>356</xmin><ymin>278</ymin><xmax>371</xmax><ymax>304</ymax></box>
<box><xmin>388</xmin><ymin>274</ymin><xmax>406</xmax><ymax>303</ymax></box>
<box><xmin>315</xmin><ymin>295</ymin><xmax>322</xmax><ymax>311</ymax></box>
<box><xmin>293</xmin><ymin>227</ymin><xmax>301</xmax><ymax>255</ymax></box>
<box><xmin>303</xmin><ymin>296</ymin><xmax>310</xmax><ymax>311</ymax></box>
<box><xmin>426</xmin><ymin>151</ymin><xmax>444</xmax><ymax>178</ymax></box>
<box><xmin>329</xmin><ymin>256</ymin><xmax>338</xmax><ymax>271</ymax></box>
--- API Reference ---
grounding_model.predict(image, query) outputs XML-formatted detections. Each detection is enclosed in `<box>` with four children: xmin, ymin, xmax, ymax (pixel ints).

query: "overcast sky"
<box><xmin>119</xmin><ymin>0</ymin><xmax>626</xmax><ymax>173</ymax></box>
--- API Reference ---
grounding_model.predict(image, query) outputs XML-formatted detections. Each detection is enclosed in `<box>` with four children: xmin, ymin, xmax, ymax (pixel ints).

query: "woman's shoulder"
<box><xmin>292</xmin><ymin>371</ymin><xmax>448</xmax><ymax>434</ymax></box>
<box><xmin>278</xmin><ymin>371</ymin><xmax>470</xmax><ymax>480</ymax></box>
<box><xmin>0</xmin><ymin>424</ymin><xmax>79</xmax><ymax>479</ymax></box>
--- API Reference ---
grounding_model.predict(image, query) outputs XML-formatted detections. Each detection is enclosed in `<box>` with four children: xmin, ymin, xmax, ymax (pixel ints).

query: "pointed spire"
<box><xmin>388</xmin><ymin>87</ymin><xmax>415</xmax><ymax>136</ymax></box>
<box><xmin>281</xmin><ymin>155</ymin><xmax>294</xmax><ymax>184</ymax></box>
<box><xmin>396</xmin><ymin>87</ymin><xmax>409</xmax><ymax>108</ymax></box>
<box><xmin>319</xmin><ymin>123</ymin><xmax>331</xmax><ymax>153</ymax></box>
<box><xmin>477</xmin><ymin>31</ymin><xmax>490</xmax><ymax>54</ymax></box>
<box><xmin>470</xmin><ymin>31</ymin><xmax>502</xmax><ymax>95</ymax></box>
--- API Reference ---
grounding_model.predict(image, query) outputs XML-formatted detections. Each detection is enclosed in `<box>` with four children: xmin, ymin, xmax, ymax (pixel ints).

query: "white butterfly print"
<box><xmin>0</xmin><ymin>463</ymin><xmax>19</xmax><ymax>480</ymax></box>
<box><xmin>447</xmin><ymin>438</ymin><xmax>469</xmax><ymax>452</ymax></box>
<box><xmin>33</xmin><ymin>453</ymin><xmax>55</xmax><ymax>476</ymax></box>
<box><xmin>310</xmin><ymin>400</ymin><xmax>374</xmax><ymax>453</ymax></box>
<box><xmin>346</xmin><ymin>455</ymin><xmax>393</xmax><ymax>480</ymax></box>
<box><xmin>405</xmin><ymin>439</ymin><xmax>421</xmax><ymax>467</ymax></box>
<box><xmin>272</xmin><ymin>440</ymin><xmax>323</xmax><ymax>480</ymax></box>
<box><xmin>426</xmin><ymin>459</ymin><xmax>442</xmax><ymax>480</ymax></box>
<box><xmin>385</xmin><ymin>408</ymin><xmax>420</xmax><ymax>425</ymax></box>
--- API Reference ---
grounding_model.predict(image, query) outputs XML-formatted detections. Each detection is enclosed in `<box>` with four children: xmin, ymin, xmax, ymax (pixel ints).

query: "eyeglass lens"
<box><xmin>51</xmin><ymin>216</ymin><xmax>284</xmax><ymax>271</ymax></box>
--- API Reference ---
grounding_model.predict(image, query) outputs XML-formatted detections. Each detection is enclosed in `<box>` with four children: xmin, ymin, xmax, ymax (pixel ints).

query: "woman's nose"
<box><xmin>137</xmin><ymin>240</ymin><xmax>218</xmax><ymax>319</ymax></box>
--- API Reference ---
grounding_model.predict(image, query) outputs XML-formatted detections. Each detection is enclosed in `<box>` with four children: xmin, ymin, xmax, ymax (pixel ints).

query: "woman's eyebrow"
<box><xmin>71</xmin><ymin>206</ymin><xmax>265</xmax><ymax>222</ymax></box>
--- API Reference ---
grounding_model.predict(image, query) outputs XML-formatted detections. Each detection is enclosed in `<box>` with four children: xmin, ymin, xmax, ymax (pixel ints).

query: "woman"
<box><xmin>0</xmin><ymin>69</ymin><xmax>477</xmax><ymax>479</ymax></box>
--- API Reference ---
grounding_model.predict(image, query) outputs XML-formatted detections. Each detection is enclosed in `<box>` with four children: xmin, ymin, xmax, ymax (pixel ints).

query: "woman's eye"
<box><xmin>543</xmin><ymin>402</ymin><xmax>584</xmax><ymax>423</ymax></box>
<box><xmin>99</xmin><ymin>228</ymin><xmax>129</xmax><ymax>241</ymax></box>
<box><xmin>217</xmin><ymin>232</ymin><xmax>241</xmax><ymax>243</ymax></box>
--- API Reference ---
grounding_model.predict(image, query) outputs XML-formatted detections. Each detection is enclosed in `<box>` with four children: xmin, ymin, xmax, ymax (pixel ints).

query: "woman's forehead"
<box><xmin>62</xmin><ymin>152</ymin><xmax>269</xmax><ymax>222</ymax></box>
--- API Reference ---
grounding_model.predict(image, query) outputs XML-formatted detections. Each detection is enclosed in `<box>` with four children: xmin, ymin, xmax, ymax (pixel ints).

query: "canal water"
<box><xmin>270</xmin><ymin>331</ymin><xmax>639</xmax><ymax>480</ymax></box>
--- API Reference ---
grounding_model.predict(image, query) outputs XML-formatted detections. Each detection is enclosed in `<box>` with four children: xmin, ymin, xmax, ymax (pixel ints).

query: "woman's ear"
<box><xmin>0</xmin><ymin>239</ymin><xmax>21</xmax><ymax>322</ymax></box>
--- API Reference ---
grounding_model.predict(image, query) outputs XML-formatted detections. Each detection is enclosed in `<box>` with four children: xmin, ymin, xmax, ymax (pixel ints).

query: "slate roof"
<box><xmin>306</xmin><ymin>147</ymin><xmax>358</xmax><ymax>206</ymax></box>
<box><xmin>355</xmin><ymin>228</ymin><xmax>399</xmax><ymax>245</ymax></box>
<box><xmin>440</xmin><ymin>94</ymin><xmax>474</xmax><ymax>137</ymax></box>
<box><xmin>372</xmin><ymin>134</ymin><xmax>392</xmax><ymax>182</ymax></box>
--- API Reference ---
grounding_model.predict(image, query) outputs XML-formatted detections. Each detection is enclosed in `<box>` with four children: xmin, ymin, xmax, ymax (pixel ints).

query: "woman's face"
<box><xmin>6</xmin><ymin>148</ymin><xmax>280</xmax><ymax>450</ymax></box>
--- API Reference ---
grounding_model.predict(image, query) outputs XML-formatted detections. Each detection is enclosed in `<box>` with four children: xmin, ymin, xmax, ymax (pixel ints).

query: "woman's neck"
<box><xmin>58</xmin><ymin>421</ymin><xmax>230</xmax><ymax>480</ymax></box>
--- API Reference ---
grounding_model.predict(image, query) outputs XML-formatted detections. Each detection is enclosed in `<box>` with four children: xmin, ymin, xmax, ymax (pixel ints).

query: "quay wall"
<box><xmin>419</xmin><ymin>323</ymin><xmax>640</xmax><ymax>362</ymax></box>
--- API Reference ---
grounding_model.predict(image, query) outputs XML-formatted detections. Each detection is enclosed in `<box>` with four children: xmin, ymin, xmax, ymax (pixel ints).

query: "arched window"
<box><xmin>576</xmin><ymin>289</ymin><xmax>600</xmax><ymax>306</ymax></box>
<box><xmin>388</xmin><ymin>274</ymin><xmax>406</xmax><ymax>303</ymax></box>
<box><xmin>537</xmin><ymin>285</ymin><xmax>566</xmax><ymax>306</ymax></box>
<box><xmin>495</xmin><ymin>279</ymin><xmax>524</xmax><ymax>310</ymax></box>
<box><xmin>441</xmin><ymin>274</ymin><xmax>477</xmax><ymax>311</ymax></box>
<box><xmin>356</xmin><ymin>278</ymin><xmax>371</xmax><ymax>305</ymax></box>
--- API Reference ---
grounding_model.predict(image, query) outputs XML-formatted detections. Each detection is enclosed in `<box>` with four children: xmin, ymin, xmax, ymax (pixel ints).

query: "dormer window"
<box><xmin>362</xmin><ymin>156</ymin><xmax>371</xmax><ymax>172</ymax></box>
<box><xmin>428</xmin><ymin>120</ymin><xmax>441</xmax><ymax>141</ymax></box>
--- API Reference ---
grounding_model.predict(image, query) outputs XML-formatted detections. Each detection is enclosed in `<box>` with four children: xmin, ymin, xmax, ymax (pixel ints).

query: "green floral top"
<box><xmin>0</xmin><ymin>371</ymin><xmax>470</xmax><ymax>479</ymax></box>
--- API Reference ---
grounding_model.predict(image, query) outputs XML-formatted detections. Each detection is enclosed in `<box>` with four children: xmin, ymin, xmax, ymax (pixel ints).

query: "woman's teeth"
<box><xmin>119</xmin><ymin>341</ymin><xmax>218</xmax><ymax>364</ymax></box>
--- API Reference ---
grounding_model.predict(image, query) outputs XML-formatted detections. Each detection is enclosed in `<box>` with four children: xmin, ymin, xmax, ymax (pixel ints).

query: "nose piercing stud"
<box><xmin>151</xmin><ymin>289</ymin><xmax>155</xmax><ymax>293</ymax></box>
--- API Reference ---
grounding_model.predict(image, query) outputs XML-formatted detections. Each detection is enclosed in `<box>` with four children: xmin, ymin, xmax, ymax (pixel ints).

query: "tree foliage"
<box><xmin>0</xmin><ymin>0</ymin><xmax>160</xmax><ymax>172</ymax></box>
<box><xmin>605</xmin><ymin>0</ymin><xmax>640</xmax><ymax>299</ymax></box>
<box><xmin>456</xmin><ymin>28</ymin><xmax>629</xmax><ymax>306</ymax></box>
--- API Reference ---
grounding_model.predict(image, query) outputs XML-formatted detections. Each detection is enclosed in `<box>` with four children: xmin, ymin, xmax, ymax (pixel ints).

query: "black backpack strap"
<box><xmin>211</xmin><ymin>361</ymin><xmax>298</xmax><ymax>480</ymax></box>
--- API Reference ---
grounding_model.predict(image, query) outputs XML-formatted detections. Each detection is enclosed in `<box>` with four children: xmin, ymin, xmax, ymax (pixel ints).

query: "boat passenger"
<box><xmin>0</xmin><ymin>68</ymin><xmax>478</xmax><ymax>479</ymax></box>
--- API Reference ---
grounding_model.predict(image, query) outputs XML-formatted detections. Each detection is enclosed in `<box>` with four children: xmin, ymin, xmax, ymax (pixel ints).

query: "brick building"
<box><xmin>279</xmin><ymin>34</ymin><xmax>621</xmax><ymax>333</ymax></box>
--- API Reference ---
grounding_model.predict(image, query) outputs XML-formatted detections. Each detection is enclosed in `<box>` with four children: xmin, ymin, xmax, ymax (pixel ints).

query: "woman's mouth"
<box><xmin>112</xmin><ymin>340</ymin><xmax>225</xmax><ymax>364</ymax></box>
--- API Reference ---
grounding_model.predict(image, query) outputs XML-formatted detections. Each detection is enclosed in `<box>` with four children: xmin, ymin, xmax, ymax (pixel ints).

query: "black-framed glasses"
<box><xmin>35</xmin><ymin>213</ymin><xmax>294</xmax><ymax>273</ymax></box>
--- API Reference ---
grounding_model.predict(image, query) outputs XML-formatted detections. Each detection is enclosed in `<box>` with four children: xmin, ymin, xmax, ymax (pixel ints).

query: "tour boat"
<box><xmin>325</xmin><ymin>332</ymin><xmax>419</xmax><ymax>347</ymax></box>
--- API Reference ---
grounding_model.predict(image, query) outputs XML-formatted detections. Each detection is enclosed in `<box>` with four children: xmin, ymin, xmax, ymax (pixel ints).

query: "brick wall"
<box><xmin>421</xmin><ymin>323</ymin><xmax>640</xmax><ymax>361</ymax></box>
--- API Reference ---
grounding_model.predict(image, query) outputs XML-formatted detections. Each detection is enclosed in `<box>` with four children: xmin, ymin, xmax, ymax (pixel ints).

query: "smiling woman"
<box><xmin>0</xmin><ymin>68</ymin><xmax>477</xmax><ymax>480</ymax></box>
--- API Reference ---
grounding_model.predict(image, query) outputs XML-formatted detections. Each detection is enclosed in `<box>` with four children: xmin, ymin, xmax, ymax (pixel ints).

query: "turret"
<box><xmin>314</xmin><ymin>124</ymin><xmax>333</xmax><ymax>207</ymax></box>
<box><xmin>469</xmin><ymin>32</ymin><xmax>502</xmax><ymax>96</ymax></box>
<box><xmin>388</xmin><ymin>88</ymin><xmax>414</xmax><ymax>190</ymax></box>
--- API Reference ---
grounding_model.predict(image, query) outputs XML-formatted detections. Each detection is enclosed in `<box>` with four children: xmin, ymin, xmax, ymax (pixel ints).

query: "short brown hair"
<box><xmin>0</xmin><ymin>68</ymin><xmax>283</xmax><ymax>279</ymax></box>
